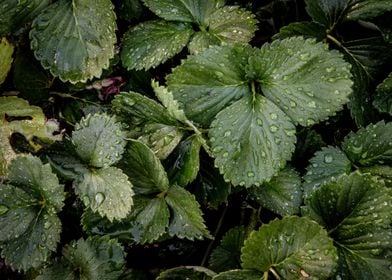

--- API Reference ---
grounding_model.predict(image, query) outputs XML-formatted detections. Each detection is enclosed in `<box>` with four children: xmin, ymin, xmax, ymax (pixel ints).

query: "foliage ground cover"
<box><xmin>1</xmin><ymin>0</ymin><xmax>392</xmax><ymax>279</ymax></box>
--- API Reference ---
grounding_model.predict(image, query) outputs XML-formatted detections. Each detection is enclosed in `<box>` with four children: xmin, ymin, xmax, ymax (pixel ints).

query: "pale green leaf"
<box><xmin>206</xmin><ymin>6</ymin><xmax>257</xmax><ymax>46</ymax></box>
<box><xmin>342</xmin><ymin>121</ymin><xmax>392</xmax><ymax>166</ymax></box>
<box><xmin>153</xmin><ymin>80</ymin><xmax>188</xmax><ymax>123</ymax></box>
<box><xmin>213</xmin><ymin>270</ymin><xmax>262</xmax><ymax>280</ymax></box>
<box><xmin>346</xmin><ymin>0</ymin><xmax>392</xmax><ymax>20</ymax></box>
<box><xmin>157</xmin><ymin>266</ymin><xmax>216</xmax><ymax>280</ymax></box>
<box><xmin>209</xmin><ymin>227</ymin><xmax>245</xmax><ymax>273</ymax></box>
<box><xmin>167</xmin><ymin>135</ymin><xmax>202</xmax><ymax>187</ymax></box>
<box><xmin>250</xmin><ymin>37</ymin><xmax>353</xmax><ymax>126</ymax></box>
<box><xmin>72</xmin><ymin>113</ymin><xmax>126</xmax><ymax>168</ymax></box>
<box><xmin>0</xmin><ymin>37</ymin><xmax>14</xmax><ymax>85</ymax></box>
<box><xmin>75</xmin><ymin>167</ymin><xmax>134</xmax><ymax>221</ymax></box>
<box><xmin>273</xmin><ymin>21</ymin><xmax>326</xmax><ymax>41</ymax></box>
<box><xmin>37</xmin><ymin>236</ymin><xmax>125</xmax><ymax>280</ymax></box>
<box><xmin>137</xmin><ymin>123</ymin><xmax>184</xmax><ymax>159</ymax></box>
<box><xmin>112</xmin><ymin>91</ymin><xmax>179</xmax><ymax>126</ymax></box>
<box><xmin>120</xmin><ymin>139</ymin><xmax>170</xmax><ymax>194</ymax></box>
<box><xmin>241</xmin><ymin>216</ymin><xmax>337</xmax><ymax>279</ymax></box>
<box><xmin>249</xmin><ymin>167</ymin><xmax>302</xmax><ymax>215</ymax></box>
<box><xmin>305</xmin><ymin>172</ymin><xmax>392</xmax><ymax>279</ymax></box>
<box><xmin>121</xmin><ymin>20</ymin><xmax>193</xmax><ymax>70</ymax></box>
<box><xmin>30</xmin><ymin>0</ymin><xmax>117</xmax><ymax>83</ymax></box>
<box><xmin>167</xmin><ymin>44</ymin><xmax>253</xmax><ymax>127</ymax></box>
<box><xmin>188</xmin><ymin>31</ymin><xmax>221</xmax><ymax>54</ymax></box>
<box><xmin>165</xmin><ymin>185</ymin><xmax>211</xmax><ymax>240</ymax></box>
<box><xmin>374</xmin><ymin>72</ymin><xmax>392</xmax><ymax>115</ymax></box>
<box><xmin>142</xmin><ymin>0</ymin><xmax>225</xmax><ymax>23</ymax></box>
<box><xmin>303</xmin><ymin>146</ymin><xmax>352</xmax><ymax>198</ymax></box>
<box><xmin>209</xmin><ymin>94</ymin><xmax>296</xmax><ymax>187</ymax></box>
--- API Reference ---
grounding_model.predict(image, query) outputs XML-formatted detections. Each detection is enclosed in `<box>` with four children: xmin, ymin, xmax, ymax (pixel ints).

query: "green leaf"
<box><xmin>75</xmin><ymin>167</ymin><xmax>134</xmax><ymax>221</ymax></box>
<box><xmin>30</xmin><ymin>0</ymin><xmax>117</xmax><ymax>83</ymax></box>
<box><xmin>167</xmin><ymin>135</ymin><xmax>202</xmax><ymax>187</ymax></box>
<box><xmin>188</xmin><ymin>31</ymin><xmax>221</xmax><ymax>54</ymax></box>
<box><xmin>120</xmin><ymin>139</ymin><xmax>170</xmax><ymax>194</ymax></box>
<box><xmin>112</xmin><ymin>91</ymin><xmax>179</xmax><ymax>126</ymax></box>
<box><xmin>157</xmin><ymin>266</ymin><xmax>216</xmax><ymax>280</ymax></box>
<box><xmin>360</xmin><ymin>165</ymin><xmax>392</xmax><ymax>187</ymax></box>
<box><xmin>167</xmin><ymin>44</ymin><xmax>253</xmax><ymax>127</ymax></box>
<box><xmin>137</xmin><ymin>123</ymin><xmax>184</xmax><ymax>159</ymax></box>
<box><xmin>304</xmin><ymin>0</ymin><xmax>349</xmax><ymax>29</ymax></box>
<box><xmin>121</xmin><ymin>20</ymin><xmax>193</xmax><ymax>70</ymax></box>
<box><xmin>142</xmin><ymin>0</ymin><xmax>225</xmax><ymax>23</ymax></box>
<box><xmin>165</xmin><ymin>185</ymin><xmax>211</xmax><ymax>240</ymax></box>
<box><xmin>249</xmin><ymin>167</ymin><xmax>302</xmax><ymax>216</ymax></box>
<box><xmin>37</xmin><ymin>236</ymin><xmax>125</xmax><ymax>280</ymax></box>
<box><xmin>209</xmin><ymin>94</ymin><xmax>296</xmax><ymax>187</ymax></box>
<box><xmin>241</xmin><ymin>216</ymin><xmax>337</xmax><ymax>279</ymax></box>
<box><xmin>212</xmin><ymin>270</ymin><xmax>262</xmax><ymax>280</ymax></box>
<box><xmin>273</xmin><ymin>21</ymin><xmax>326</xmax><ymax>41</ymax></box>
<box><xmin>0</xmin><ymin>155</ymin><xmax>64</xmax><ymax>271</ymax></box>
<box><xmin>304</xmin><ymin>172</ymin><xmax>392</xmax><ymax>279</ymax></box>
<box><xmin>71</xmin><ymin>113</ymin><xmax>126</xmax><ymax>168</ymax></box>
<box><xmin>251</xmin><ymin>37</ymin><xmax>353</xmax><ymax>126</ymax></box>
<box><xmin>0</xmin><ymin>128</ymin><xmax>16</xmax><ymax>177</ymax></box>
<box><xmin>303</xmin><ymin>146</ymin><xmax>352</xmax><ymax>198</ymax></box>
<box><xmin>0</xmin><ymin>37</ymin><xmax>14</xmax><ymax>85</ymax></box>
<box><xmin>342</xmin><ymin>121</ymin><xmax>392</xmax><ymax>166</ymax></box>
<box><xmin>345</xmin><ymin>0</ymin><xmax>392</xmax><ymax>21</ymax></box>
<box><xmin>374</xmin><ymin>72</ymin><xmax>392</xmax><ymax>115</ymax></box>
<box><xmin>209</xmin><ymin>227</ymin><xmax>246</xmax><ymax>273</ymax></box>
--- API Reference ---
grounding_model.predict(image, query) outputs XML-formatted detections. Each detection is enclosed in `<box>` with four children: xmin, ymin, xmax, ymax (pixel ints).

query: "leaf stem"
<box><xmin>50</xmin><ymin>91</ymin><xmax>102</xmax><ymax>106</ymax></box>
<box><xmin>326</xmin><ymin>34</ymin><xmax>342</xmax><ymax>48</ymax></box>
<box><xmin>264</xmin><ymin>271</ymin><xmax>269</xmax><ymax>280</ymax></box>
<box><xmin>200</xmin><ymin>205</ymin><xmax>228</xmax><ymax>267</ymax></box>
<box><xmin>269</xmin><ymin>267</ymin><xmax>281</xmax><ymax>279</ymax></box>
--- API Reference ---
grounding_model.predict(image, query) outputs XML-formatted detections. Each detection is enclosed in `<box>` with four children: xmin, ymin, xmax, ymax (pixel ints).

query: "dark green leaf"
<box><xmin>342</xmin><ymin>121</ymin><xmax>392</xmax><ymax>166</ymax></box>
<box><xmin>30</xmin><ymin>0</ymin><xmax>117</xmax><ymax>83</ymax></box>
<box><xmin>37</xmin><ymin>236</ymin><xmax>125</xmax><ymax>280</ymax></box>
<box><xmin>120</xmin><ymin>139</ymin><xmax>170</xmax><ymax>194</ymax></box>
<box><xmin>251</xmin><ymin>37</ymin><xmax>353</xmax><ymax>126</ymax></box>
<box><xmin>345</xmin><ymin>0</ymin><xmax>392</xmax><ymax>21</ymax></box>
<box><xmin>212</xmin><ymin>270</ymin><xmax>262</xmax><ymax>280</ymax></box>
<box><xmin>374</xmin><ymin>72</ymin><xmax>392</xmax><ymax>115</ymax></box>
<box><xmin>157</xmin><ymin>266</ymin><xmax>216</xmax><ymax>280</ymax></box>
<box><xmin>167</xmin><ymin>135</ymin><xmax>202</xmax><ymax>187</ymax></box>
<box><xmin>249</xmin><ymin>167</ymin><xmax>302</xmax><ymax>215</ymax></box>
<box><xmin>360</xmin><ymin>165</ymin><xmax>392</xmax><ymax>187</ymax></box>
<box><xmin>188</xmin><ymin>31</ymin><xmax>221</xmax><ymax>54</ymax></box>
<box><xmin>118</xmin><ymin>0</ymin><xmax>143</xmax><ymax>21</ymax></box>
<box><xmin>112</xmin><ymin>91</ymin><xmax>179</xmax><ymax>126</ymax></box>
<box><xmin>75</xmin><ymin>167</ymin><xmax>134</xmax><ymax>221</ymax></box>
<box><xmin>142</xmin><ymin>0</ymin><xmax>224</xmax><ymax>23</ymax></box>
<box><xmin>303</xmin><ymin>146</ymin><xmax>352</xmax><ymax>197</ymax></box>
<box><xmin>121</xmin><ymin>20</ymin><xmax>193</xmax><ymax>70</ymax></box>
<box><xmin>305</xmin><ymin>172</ymin><xmax>392</xmax><ymax>279</ymax></box>
<box><xmin>71</xmin><ymin>113</ymin><xmax>126</xmax><ymax>168</ymax></box>
<box><xmin>241</xmin><ymin>216</ymin><xmax>337</xmax><ymax>279</ymax></box>
<box><xmin>165</xmin><ymin>185</ymin><xmax>211</xmax><ymax>240</ymax></box>
<box><xmin>209</xmin><ymin>227</ymin><xmax>246</xmax><ymax>273</ymax></box>
<box><xmin>304</xmin><ymin>0</ymin><xmax>349</xmax><ymax>29</ymax></box>
<box><xmin>273</xmin><ymin>21</ymin><xmax>326</xmax><ymax>41</ymax></box>
<box><xmin>209</xmin><ymin>94</ymin><xmax>296</xmax><ymax>187</ymax></box>
<box><xmin>0</xmin><ymin>37</ymin><xmax>14</xmax><ymax>85</ymax></box>
<box><xmin>167</xmin><ymin>44</ymin><xmax>253</xmax><ymax>127</ymax></box>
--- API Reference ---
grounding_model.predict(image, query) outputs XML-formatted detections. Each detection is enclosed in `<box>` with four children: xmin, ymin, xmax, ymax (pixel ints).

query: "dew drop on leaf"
<box><xmin>323</xmin><ymin>154</ymin><xmax>333</xmax><ymax>163</ymax></box>
<box><xmin>95</xmin><ymin>192</ymin><xmax>106</xmax><ymax>205</ymax></box>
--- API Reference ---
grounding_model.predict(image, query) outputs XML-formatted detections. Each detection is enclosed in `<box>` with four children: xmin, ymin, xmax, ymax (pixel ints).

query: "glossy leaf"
<box><xmin>241</xmin><ymin>216</ymin><xmax>337</xmax><ymax>279</ymax></box>
<box><xmin>0</xmin><ymin>37</ymin><xmax>14</xmax><ymax>85</ymax></box>
<box><xmin>165</xmin><ymin>185</ymin><xmax>211</xmax><ymax>240</ymax></box>
<box><xmin>142</xmin><ymin>0</ymin><xmax>224</xmax><ymax>23</ymax></box>
<box><xmin>188</xmin><ymin>31</ymin><xmax>221</xmax><ymax>54</ymax></box>
<box><xmin>212</xmin><ymin>270</ymin><xmax>262</xmax><ymax>280</ymax></box>
<box><xmin>209</xmin><ymin>227</ymin><xmax>245</xmax><ymax>273</ymax></box>
<box><xmin>304</xmin><ymin>0</ymin><xmax>349</xmax><ymax>29</ymax></box>
<box><xmin>121</xmin><ymin>20</ymin><xmax>193</xmax><ymax>70</ymax></box>
<box><xmin>303</xmin><ymin>146</ymin><xmax>352</xmax><ymax>197</ymax></box>
<box><xmin>30</xmin><ymin>0</ymin><xmax>117</xmax><ymax>83</ymax></box>
<box><xmin>157</xmin><ymin>266</ymin><xmax>216</xmax><ymax>280</ymax></box>
<box><xmin>120</xmin><ymin>139</ymin><xmax>170</xmax><ymax>194</ymax></box>
<box><xmin>374</xmin><ymin>72</ymin><xmax>392</xmax><ymax>115</ymax></box>
<box><xmin>360</xmin><ymin>165</ymin><xmax>392</xmax><ymax>187</ymax></box>
<box><xmin>167</xmin><ymin>44</ymin><xmax>253</xmax><ymax>127</ymax></box>
<box><xmin>249</xmin><ymin>167</ymin><xmax>302</xmax><ymax>215</ymax></box>
<box><xmin>273</xmin><ymin>21</ymin><xmax>326</xmax><ymax>41</ymax></box>
<box><xmin>0</xmin><ymin>155</ymin><xmax>64</xmax><ymax>271</ymax></box>
<box><xmin>209</xmin><ymin>94</ymin><xmax>296</xmax><ymax>187</ymax></box>
<box><xmin>342</xmin><ymin>121</ymin><xmax>392</xmax><ymax>166</ymax></box>
<box><xmin>71</xmin><ymin>113</ymin><xmax>126</xmax><ymax>168</ymax></box>
<box><xmin>345</xmin><ymin>0</ymin><xmax>392</xmax><ymax>20</ymax></box>
<box><xmin>37</xmin><ymin>236</ymin><xmax>125</xmax><ymax>280</ymax></box>
<box><xmin>166</xmin><ymin>135</ymin><xmax>202</xmax><ymax>187</ymax></box>
<box><xmin>305</xmin><ymin>172</ymin><xmax>392</xmax><ymax>279</ymax></box>
<box><xmin>252</xmin><ymin>37</ymin><xmax>353</xmax><ymax>126</ymax></box>
<box><xmin>75</xmin><ymin>167</ymin><xmax>134</xmax><ymax>221</ymax></box>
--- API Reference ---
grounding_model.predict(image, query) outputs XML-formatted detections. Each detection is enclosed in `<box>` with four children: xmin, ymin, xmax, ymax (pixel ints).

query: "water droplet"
<box><xmin>0</xmin><ymin>205</ymin><xmax>9</xmax><ymax>215</ymax></box>
<box><xmin>247</xmin><ymin>172</ymin><xmax>255</xmax><ymax>177</ymax></box>
<box><xmin>307</xmin><ymin>118</ymin><xmax>316</xmax><ymax>126</ymax></box>
<box><xmin>95</xmin><ymin>193</ymin><xmax>105</xmax><ymax>205</ymax></box>
<box><xmin>224</xmin><ymin>130</ymin><xmax>231</xmax><ymax>137</ymax></box>
<box><xmin>300</xmin><ymin>53</ymin><xmax>310</xmax><ymax>60</ymax></box>
<box><xmin>308</xmin><ymin>101</ymin><xmax>317</xmax><ymax>108</ymax></box>
<box><xmin>223</xmin><ymin>152</ymin><xmax>229</xmax><ymax>158</ymax></box>
<box><xmin>326</xmin><ymin>67</ymin><xmax>335</xmax><ymax>73</ymax></box>
<box><xmin>256</xmin><ymin>118</ymin><xmax>263</xmax><ymax>125</ymax></box>
<box><xmin>270</xmin><ymin>113</ymin><xmax>278</xmax><ymax>120</ymax></box>
<box><xmin>44</xmin><ymin>221</ymin><xmax>51</xmax><ymax>229</ymax></box>
<box><xmin>270</xmin><ymin>125</ymin><xmax>278</xmax><ymax>133</ymax></box>
<box><xmin>82</xmin><ymin>195</ymin><xmax>90</xmax><ymax>206</ymax></box>
<box><xmin>290</xmin><ymin>100</ymin><xmax>297</xmax><ymax>107</ymax></box>
<box><xmin>324</xmin><ymin>154</ymin><xmax>333</xmax><ymax>163</ymax></box>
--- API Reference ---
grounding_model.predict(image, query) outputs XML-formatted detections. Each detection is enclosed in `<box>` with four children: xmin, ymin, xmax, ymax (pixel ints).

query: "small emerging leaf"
<box><xmin>0</xmin><ymin>37</ymin><xmax>14</xmax><ymax>85</ymax></box>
